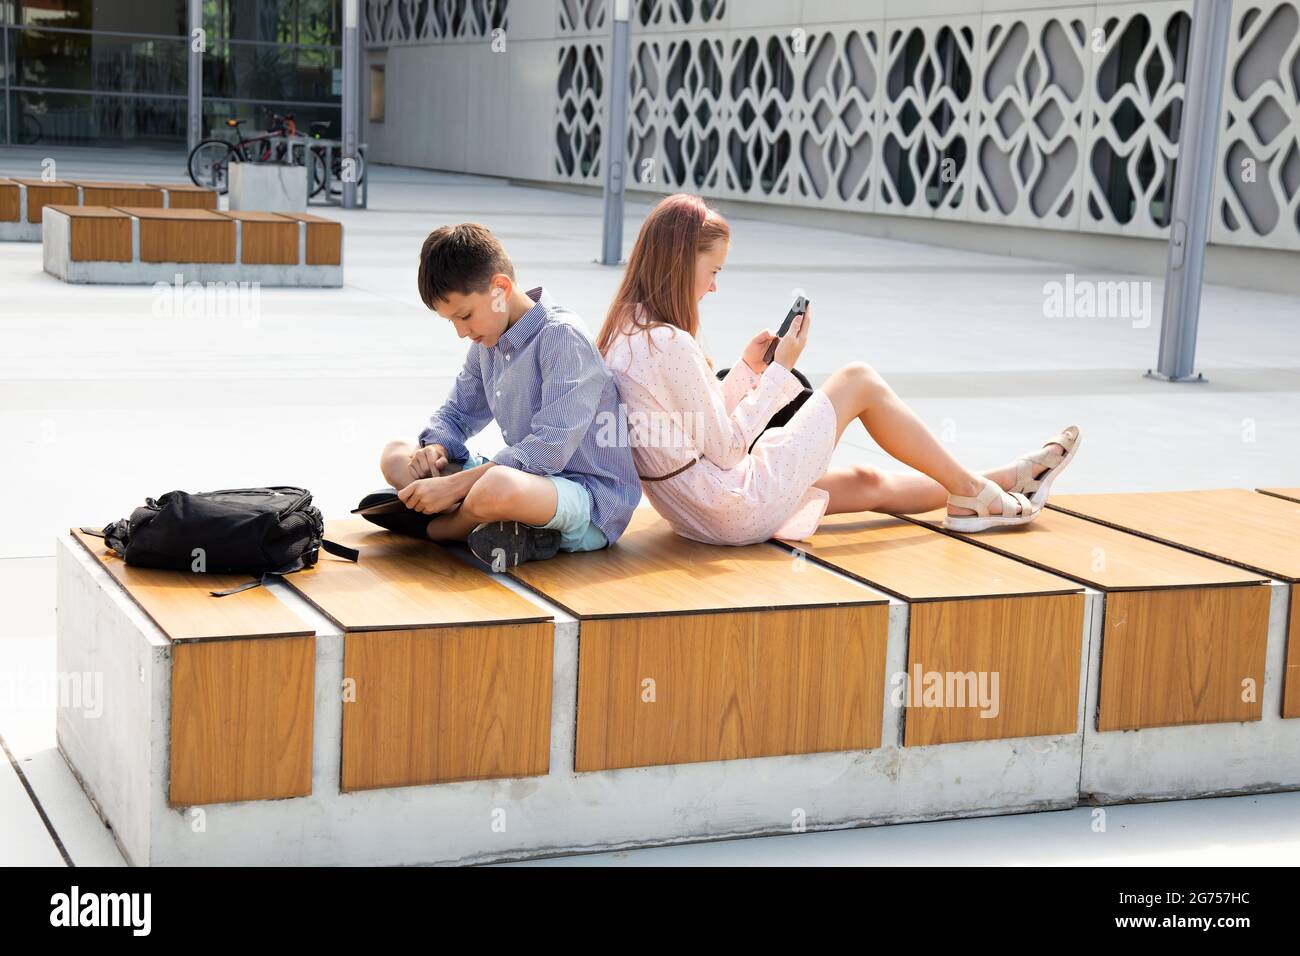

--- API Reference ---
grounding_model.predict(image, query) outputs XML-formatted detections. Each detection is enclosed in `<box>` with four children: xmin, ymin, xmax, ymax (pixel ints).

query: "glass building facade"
<box><xmin>1</xmin><ymin>1</ymin><xmax>342</xmax><ymax>147</ymax></box>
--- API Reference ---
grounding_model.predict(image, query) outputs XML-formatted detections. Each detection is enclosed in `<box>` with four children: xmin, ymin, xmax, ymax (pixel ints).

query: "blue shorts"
<box><xmin>460</xmin><ymin>454</ymin><xmax>608</xmax><ymax>553</ymax></box>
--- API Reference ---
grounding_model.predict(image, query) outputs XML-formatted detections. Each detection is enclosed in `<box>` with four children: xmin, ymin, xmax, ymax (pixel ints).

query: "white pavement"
<box><xmin>2</xmin><ymin>145</ymin><xmax>1297</xmax><ymax>866</ymax></box>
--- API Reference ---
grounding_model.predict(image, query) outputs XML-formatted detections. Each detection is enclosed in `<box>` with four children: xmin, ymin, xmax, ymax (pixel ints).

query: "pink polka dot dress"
<box><xmin>604</xmin><ymin>318</ymin><xmax>839</xmax><ymax>546</ymax></box>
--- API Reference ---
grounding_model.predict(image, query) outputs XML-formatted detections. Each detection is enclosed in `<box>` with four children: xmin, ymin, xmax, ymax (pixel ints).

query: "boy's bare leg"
<box><xmin>423</xmin><ymin>465</ymin><xmax>559</xmax><ymax>542</ymax></box>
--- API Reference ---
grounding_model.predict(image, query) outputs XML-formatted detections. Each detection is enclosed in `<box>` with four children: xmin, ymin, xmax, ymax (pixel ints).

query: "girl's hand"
<box><xmin>773</xmin><ymin>303</ymin><xmax>811</xmax><ymax>371</ymax></box>
<box><xmin>741</xmin><ymin>329</ymin><xmax>777</xmax><ymax>374</ymax></box>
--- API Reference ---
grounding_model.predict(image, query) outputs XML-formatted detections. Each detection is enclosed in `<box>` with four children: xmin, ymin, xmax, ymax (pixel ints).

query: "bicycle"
<box><xmin>305</xmin><ymin>120</ymin><xmax>367</xmax><ymax>199</ymax></box>
<box><xmin>187</xmin><ymin>111</ymin><xmax>326</xmax><ymax>195</ymax></box>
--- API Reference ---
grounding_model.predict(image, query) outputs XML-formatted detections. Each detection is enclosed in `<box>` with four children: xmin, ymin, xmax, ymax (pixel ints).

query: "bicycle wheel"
<box><xmin>18</xmin><ymin>113</ymin><xmax>42</xmax><ymax>146</ymax></box>
<box><xmin>329</xmin><ymin>151</ymin><xmax>367</xmax><ymax>196</ymax></box>
<box><xmin>188</xmin><ymin>139</ymin><xmax>240</xmax><ymax>194</ymax></box>
<box><xmin>294</xmin><ymin>144</ymin><xmax>328</xmax><ymax>198</ymax></box>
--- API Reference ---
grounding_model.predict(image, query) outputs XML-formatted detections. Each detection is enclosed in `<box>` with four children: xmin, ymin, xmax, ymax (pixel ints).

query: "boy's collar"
<box><xmin>495</xmin><ymin>286</ymin><xmax>547</xmax><ymax>352</ymax></box>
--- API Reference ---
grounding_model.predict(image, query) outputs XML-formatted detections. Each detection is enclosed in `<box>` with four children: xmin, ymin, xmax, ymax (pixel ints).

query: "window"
<box><xmin>368</xmin><ymin>63</ymin><xmax>383</xmax><ymax>122</ymax></box>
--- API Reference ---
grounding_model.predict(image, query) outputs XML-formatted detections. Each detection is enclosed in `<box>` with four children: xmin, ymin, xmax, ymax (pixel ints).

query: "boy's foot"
<box><xmin>468</xmin><ymin>521</ymin><xmax>560</xmax><ymax>571</ymax></box>
<box><xmin>355</xmin><ymin>490</ymin><xmax>434</xmax><ymax>538</ymax></box>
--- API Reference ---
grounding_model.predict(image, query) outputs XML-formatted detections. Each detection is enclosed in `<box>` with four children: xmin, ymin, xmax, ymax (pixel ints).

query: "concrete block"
<box><xmin>228</xmin><ymin>163</ymin><xmax>308</xmax><ymax>212</ymax></box>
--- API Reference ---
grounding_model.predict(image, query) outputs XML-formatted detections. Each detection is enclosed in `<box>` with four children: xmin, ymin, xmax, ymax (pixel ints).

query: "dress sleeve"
<box><xmin>652</xmin><ymin>327</ymin><xmax>805</xmax><ymax>470</ymax></box>
<box><xmin>718</xmin><ymin>360</ymin><xmax>761</xmax><ymax>413</ymax></box>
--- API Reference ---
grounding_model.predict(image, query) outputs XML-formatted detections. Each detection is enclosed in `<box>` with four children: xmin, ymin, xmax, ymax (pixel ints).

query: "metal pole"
<box><xmin>4</xmin><ymin>11</ymin><xmax>12</xmax><ymax>147</ymax></box>
<box><xmin>187</xmin><ymin>0</ymin><xmax>202</xmax><ymax>152</ymax></box>
<box><xmin>599</xmin><ymin>0</ymin><xmax>631</xmax><ymax>265</ymax></box>
<box><xmin>342</xmin><ymin>0</ymin><xmax>359</xmax><ymax>209</ymax></box>
<box><xmin>1148</xmin><ymin>0</ymin><xmax>1232</xmax><ymax>383</ymax></box>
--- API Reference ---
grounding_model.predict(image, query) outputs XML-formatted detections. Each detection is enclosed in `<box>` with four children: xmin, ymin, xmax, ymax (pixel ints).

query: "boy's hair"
<box><xmin>417</xmin><ymin>223</ymin><xmax>515</xmax><ymax>308</ymax></box>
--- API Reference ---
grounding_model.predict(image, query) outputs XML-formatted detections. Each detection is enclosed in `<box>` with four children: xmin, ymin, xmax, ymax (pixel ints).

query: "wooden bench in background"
<box><xmin>282</xmin><ymin>519</ymin><xmax>555</xmax><ymax>792</ymax></box>
<box><xmin>0</xmin><ymin>179</ymin><xmax>217</xmax><ymax>240</ymax></box>
<box><xmin>43</xmin><ymin>204</ymin><xmax>343</xmax><ymax>286</ymax></box>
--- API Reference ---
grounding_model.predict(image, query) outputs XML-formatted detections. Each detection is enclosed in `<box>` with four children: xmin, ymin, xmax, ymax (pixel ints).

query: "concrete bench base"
<box><xmin>56</xmin><ymin>534</ymin><xmax>1089</xmax><ymax>867</ymax></box>
<box><xmin>0</xmin><ymin>221</ymin><xmax>41</xmax><ymax>241</ymax></box>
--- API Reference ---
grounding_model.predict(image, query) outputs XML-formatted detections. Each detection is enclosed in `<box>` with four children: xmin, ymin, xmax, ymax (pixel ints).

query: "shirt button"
<box><xmin>496</xmin><ymin>390</ymin><xmax>501</xmax><ymax>396</ymax></box>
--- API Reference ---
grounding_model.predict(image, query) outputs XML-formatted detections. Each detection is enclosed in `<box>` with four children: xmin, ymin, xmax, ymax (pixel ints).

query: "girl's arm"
<box><xmin>655</xmin><ymin>327</ymin><xmax>804</xmax><ymax>470</ymax></box>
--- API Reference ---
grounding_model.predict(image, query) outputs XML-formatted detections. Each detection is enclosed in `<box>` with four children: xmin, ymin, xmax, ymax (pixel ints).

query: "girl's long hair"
<box><xmin>595</xmin><ymin>193</ymin><xmax>730</xmax><ymax>359</ymax></box>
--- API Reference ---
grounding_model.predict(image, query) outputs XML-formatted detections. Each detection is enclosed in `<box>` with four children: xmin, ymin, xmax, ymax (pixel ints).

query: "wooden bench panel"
<box><xmin>282</xmin><ymin>519</ymin><xmax>555</xmax><ymax>790</ymax></box>
<box><xmin>905</xmin><ymin>594</ymin><xmax>1083</xmax><ymax>745</ymax></box>
<box><xmin>798</xmin><ymin>513</ymin><xmax>1082</xmax><ymax>601</ymax></box>
<box><xmin>906</xmin><ymin>507</ymin><xmax>1270</xmax><ymax>731</ymax></box>
<box><xmin>217</xmin><ymin>210</ymin><xmax>299</xmax><ymax>265</ymax></box>
<box><xmin>1098</xmin><ymin>587</ymin><xmax>1270</xmax><ymax>730</ymax></box>
<box><xmin>70</xmin><ymin>529</ymin><xmax>317</xmax><ymax>807</ymax></box>
<box><xmin>508</xmin><ymin>508</ymin><xmax>889</xmax><ymax>617</ymax></box>
<box><xmin>0</xmin><ymin>178</ymin><xmax>18</xmax><ymax>222</ymax></box>
<box><xmin>17</xmin><ymin>179</ymin><xmax>79</xmax><ymax>223</ymax></box>
<box><xmin>341</xmin><ymin>623</ymin><xmax>553</xmax><ymax>790</ymax></box>
<box><xmin>49</xmin><ymin>204</ymin><xmax>133</xmax><ymax>262</ymax></box>
<box><xmin>1050</xmin><ymin>489</ymin><xmax>1300</xmax><ymax>582</ymax></box>
<box><xmin>70</xmin><ymin>528</ymin><xmax>313</xmax><ymax>642</ymax></box>
<box><xmin>169</xmin><ymin>636</ymin><xmax>315</xmax><ymax>806</ymax></box>
<box><xmin>576</xmin><ymin>605</ymin><xmax>888</xmax><ymax>771</ymax></box>
<box><xmin>277</xmin><ymin>211</ymin><xmax>341</xmax><ymax>265</ymax></box>
<box><xmin>147</xmin><ymin>183</ymin><xmax>218</xmax><ymax>209</ymax></box>
<box><xmin>284</xmin><ymin>519</ymin><xmax>550</xmax><ymax>630</ymax></box>
<box><xmin>510</xmin><ymin>510</ymin><xmax>890</xmax><ymax>770</ymax></box>
<box><xmin>116</xmin><ymin>206</ymin><xmax>236</xmax><ymax>263</ymax></box>
<box><xmin>795</xmin><ymin>513</ymin><xmax>1085</xmax><ymax>743</ymax></box>
<box><xmin>1289</xmin><ymin>585</ymin><xmax>1300</xmax><ymax>720</ymax></box>
<box><xmin>73</xmin><ymin>181</ymin><xmax>165</xmax><ymax>208</ymax></box>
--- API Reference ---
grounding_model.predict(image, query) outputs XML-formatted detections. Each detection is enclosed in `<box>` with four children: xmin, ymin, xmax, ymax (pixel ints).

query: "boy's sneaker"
<box><xmin>468</xmin><ymin>521</ymin><xmax>560</xmax><ymax>570</ymax></box>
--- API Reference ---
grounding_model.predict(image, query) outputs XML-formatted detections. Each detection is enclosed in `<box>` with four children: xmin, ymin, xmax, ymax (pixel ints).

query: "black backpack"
<box><xmin>716</xmin><ymin>366</ymin><xmax>814</xmax><ymax>452</ymax></box>
<box><xmin>84</xmin><ymin>486</ymin><xmax>358</xmax><ymax>597</ymax></box>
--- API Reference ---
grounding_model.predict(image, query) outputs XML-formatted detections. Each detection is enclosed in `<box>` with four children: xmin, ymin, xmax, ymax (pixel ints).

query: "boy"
<box><xmin>376</xmin><ymin>223</ymin><xmax>639</xmax><ymax>568</ymax></box>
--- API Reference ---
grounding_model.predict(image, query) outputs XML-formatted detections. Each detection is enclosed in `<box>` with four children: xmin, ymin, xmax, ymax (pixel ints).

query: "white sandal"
<box><xmin>943</xmin><ymin>477</ymin><xmax>1040</xmax><ymax>532</ymax></box>
<box><xmin>1008</xmin><ymin>425</ymin><xmax>1082</xmax><ymax>508</ymax></box>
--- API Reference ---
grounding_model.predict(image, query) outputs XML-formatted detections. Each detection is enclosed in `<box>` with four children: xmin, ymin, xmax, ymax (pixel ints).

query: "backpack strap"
<box><xmin>209</xmin><ymin>539</ymin><xmax>359</xmax><ymax>597</ymax></box>
<box><xmin>322</xmin><ymin>538</ymin><xmax>360</xmax><ymax>562</ymax></box>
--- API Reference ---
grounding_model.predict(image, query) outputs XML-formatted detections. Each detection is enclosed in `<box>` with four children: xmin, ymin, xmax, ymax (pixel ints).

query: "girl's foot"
<box><xmin>943</xmin><ymin>477</ymin><xmax>1039</xmax><ymax>532</ymax></box>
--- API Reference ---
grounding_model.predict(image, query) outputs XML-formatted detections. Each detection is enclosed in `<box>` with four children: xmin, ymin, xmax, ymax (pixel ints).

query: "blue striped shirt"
<box><xmin>418</xmin><ymin>286</ymin><xmax>640</xmax><ymax>543</ymax></box>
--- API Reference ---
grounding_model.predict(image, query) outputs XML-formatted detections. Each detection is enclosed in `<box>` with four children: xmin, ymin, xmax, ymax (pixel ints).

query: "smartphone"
<box><xmin>763</xmin><ymin>295</ymin><xmax>809</xmax><ymax>365</ymax></box>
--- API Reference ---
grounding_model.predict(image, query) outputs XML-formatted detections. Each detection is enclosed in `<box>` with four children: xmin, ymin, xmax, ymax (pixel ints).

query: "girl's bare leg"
<box><xmin>814</xmin><ymin>363</ymin><xmax>1061</xmax><ymax>516</ymax></box>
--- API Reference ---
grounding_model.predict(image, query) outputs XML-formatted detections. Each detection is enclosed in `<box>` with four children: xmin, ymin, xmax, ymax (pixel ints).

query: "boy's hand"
<box><xmin>742</xmin><ymin>330</ymin><xmax>777</xmax><ymax>374</ymax></box>
<box><xmin>398</xmin><ymin>476</ymin><xmax>462</xmax><ymax>515</ymax></box>
<box><xmin>409</xmin><ymin>443</ymin><xmax>450</xmax><ymax>479</ymax></box>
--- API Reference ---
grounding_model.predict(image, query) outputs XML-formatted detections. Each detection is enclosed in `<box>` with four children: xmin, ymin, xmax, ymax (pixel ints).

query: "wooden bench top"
<box><xmin>146</xmin><ymin>182</ymin><xmax>213</xmax><ymax>192</ymax></box>
<box><xmin>281</xmin><ymin>519</ymin><xmax>552</xmax><ymax>631</ymax></box>
<box><xmin>69</xmin><ymin>180</ymin><xmax>160</xmax><ymax>190</ymax></box>
<box><xmin>907</xmin><ymin>506</ymin><xmax>1267</xmax><ymax>592</ymax></box>
<box><xmin>794</xmin><ymin>512</ymin><xmax>1082</xmax><ymax>602</ymax></box>
<box><xmin>112</xmin><ymin>206</ymin><xmax>228</xmax><ymax>221</ymax></box>
<box><xmin>507</xmin><ymin>508</ymin><xmax>890</xmax><ymax>619</ymax></box>
<box><xmin>46</xmin><ymin>204</ymin><xmax>131</xmax><ymax>218</ymax></box>
<box><xmin>216</xmin><ymin>210</ymin><xmax>296</xmax><ymax>222</ymax></box>
<box><xmin>70</xmin><ymin>529</ymin><xmax>314</xmax><ymax>644</ymax></box>
<box><xmin>13</xmin><ymin>178</ymin><xmax>74</xmax><ymax>188</ymax></box>
<box><xmin>1258</xmin><ymin>488</ymin><xmax>1300</xmax><ymax>504</ymax></box>
<box><xmin>1051</xmin><ymin>489</ymin><xmax>1300</xmax><ymax>582</ymax></box>
<box><xmin>276</xmin><ymin>211</ymin><xmax>338</xmax><ymax>224</ymax></box>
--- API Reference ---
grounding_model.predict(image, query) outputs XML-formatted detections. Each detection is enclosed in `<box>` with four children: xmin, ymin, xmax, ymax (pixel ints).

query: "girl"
<box><xmin>596</xmin><ymin>193</ymin><xmax>1081</xmax><ymax>547</ymax></box>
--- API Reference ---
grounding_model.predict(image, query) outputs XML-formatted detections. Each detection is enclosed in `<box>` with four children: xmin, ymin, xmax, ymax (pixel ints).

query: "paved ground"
<box><xmin>2</xmin><ymin>145</ymin><xmax>1297</xmax><ymax>866</ymax></box>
